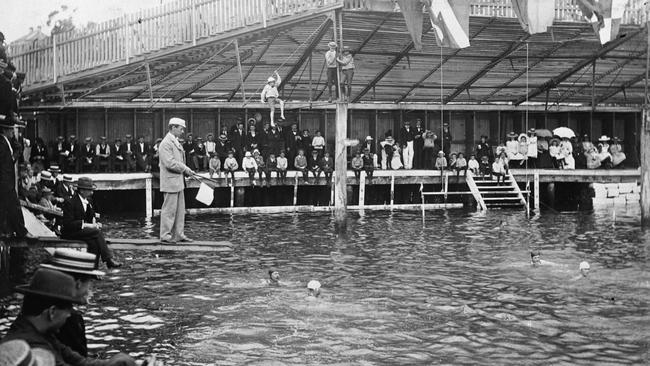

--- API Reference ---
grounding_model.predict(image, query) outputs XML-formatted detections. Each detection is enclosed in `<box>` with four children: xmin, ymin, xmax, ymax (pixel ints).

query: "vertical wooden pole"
<box><xmin>260</xmin><ymin>0</ymin><xmax>267</xmax><ymax>28</ymax></box>
<box><xmin>534</xmin><ymin>171</ymin><xmax>540</xmax><ymax>214</ymax></box>
<box><xmin>234</xmin><ymin>39</ymin><xmax>246</xmax><ymax>103</ymax></box>
<box><xmin>359</xmin><ymin>171</ymin><xmax>365</xmax><ymax>207</ymax></box>
<box><xmin>293</xmin><ymin>174</ymin><xmax>299</xmax><ymax>206</ymax></box>
<box><xmin>53</xmin><ymin>34</ymin><xmax>58</xmax><ymax>83</ymax></box>
<box><xmin>125</xmin><ymin>15</ymin><xmax>130</xmax><ymax>64</ymax></box>
<box><xmin>145</xmin><ymin>177</ymin><xmax>153</xmax><ymax>218</ymax></box>
<box><xmin>390</xmin><ymin>174</ymin><xmax>395</xmax><ymax>208</ymax></box>
<box><xmin>191</xmin><ymin>0</ymin><xmax>197</xmax><ymax>46</ymax></box>
<box><xmin>640</xmin><ymin>7</ymin><xmax>649</xmax><ymax>225</ymax></box>
<box><xmin>230</xmin><ymin>183</ymin><xmax>235</xmax><ymax>207</ymax></box>
<box><xmin>334</xmin><ymin>102</ymin><xmax>348</xmax><ymax>224</ymax></box>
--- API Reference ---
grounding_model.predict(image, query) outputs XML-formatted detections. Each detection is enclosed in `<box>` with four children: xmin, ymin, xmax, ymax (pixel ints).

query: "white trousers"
<box><xmin>403</xmin><ymin>141</ymin><xmax>414</xmax><ymax>169</ymax></box>
<box><xmin>160</xmin><ymin>191</ymin><xmax>186</xmax><ymax>241</ymax></box>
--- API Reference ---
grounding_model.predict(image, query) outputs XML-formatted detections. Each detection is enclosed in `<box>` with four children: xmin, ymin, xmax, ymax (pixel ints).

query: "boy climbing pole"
<box><xmin>261</xmin><ymin>71</ymin><xmax>285</xmax><ymax>126</ymax></box>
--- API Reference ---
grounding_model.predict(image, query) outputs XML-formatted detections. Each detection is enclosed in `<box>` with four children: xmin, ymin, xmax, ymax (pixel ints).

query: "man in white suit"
<box><xmin>159</xmin><ymin>117</ymin><xmax>195</xmax><ymax>243</ymax></box>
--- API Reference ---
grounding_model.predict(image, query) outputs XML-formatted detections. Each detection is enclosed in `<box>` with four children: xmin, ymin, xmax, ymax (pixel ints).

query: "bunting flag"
<box><xmin>397</xmin><ymin>0</ymin><xmax>425</xmax><ymax>50</ymax></box>
<box><xmin>577</xmin><ymin>0</ymin><xmax>627</xmax><ymax>44</ymax></box>
<box><xmin>511</xmin><ymin>0</ymin><xmax>555</xmax><ymax>34</ymax></box>
<box><xmin>427</xmin><ymin>0</ymin><xmax>470</xmax><ymax>49</ymax></box>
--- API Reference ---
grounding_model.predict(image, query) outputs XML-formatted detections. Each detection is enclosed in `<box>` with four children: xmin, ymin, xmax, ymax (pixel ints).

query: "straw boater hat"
<box><xmin>49</xmin><ymin>165</ymin><xmax>61</xmax><ymax>174</ymax></box>
<box><xmin>40</xmin><ymin>171</ymin><xmax>54</xmax><ymax>182</ymax></box>
<box><xmin>74</xmin><ymin>177</ymin><xmax>96</xmax><ymax>191</ymax></box>
<box><xmin>41</xmin><ymin>248</ymin><xmax>105</xmax><ymax>280</ymax></box>
<box><xmin>219</xmin><ymin>134</ymin><xmax>228</xmax><ymax>141</ymax></box>
<box><xmin>598</xmin><ymin>135</ymin><xmax>610</xmax><ymax>142</ymax></box>
<box><xmin>84</xmin><ymin>137</ymin><xmax>92</xmax><ymax>143</ymax></box>
<box><xmin>328</xmin><ymin>41</ymin><xmax>336</xmax><ymax>48</ymax></box>
<box><xmin>168</xmin><ymin>117</ymin><xmax>186</xmax><ymax>128</ymax></box>
<box><xmin>62</xmin><ymin>175</ymin><xmax>73</xmax><ymax>183</ymax></box>
<box><xmin>0</xmin><ymin>340</ymin><xmax>55</xmax><ymax>366</ymax></box>
<box><xmin>507</xmin><ymin>132</ymin><xmax>517</xmax><ymax>138</ymax></box>
<box><xmin>365</xmin><ymin>136</ymin><xmax>373</xmax><ymax>140</ymax></box>
<box><xmin>528</xmin><ymin>128</ymin><xmax>536</xmax><ymax>134</ymax></box>
<box><xmin>245</xmin><ymin>151</ymin><xmax>252</xmax><ymax>157</ymax></box>
<box><xmin>15</xmin><ymin>268</ymin><xmax>84</xmax><ymax>304</ymax></box>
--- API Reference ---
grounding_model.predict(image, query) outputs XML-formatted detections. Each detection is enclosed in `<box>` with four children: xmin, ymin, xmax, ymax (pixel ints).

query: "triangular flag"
<box><xmin>427</xmin><ymin>0</ymin><xmax>470</xmax><ymax>49</ymax></box>
<box><xmin>511</xmin><ymin>0</ymin><xmax>555</xmax><ymax>34</ymax></box>
<box><xmin>195</xmin><ymin>182</ymin><xmax>214</xmax><ymax>206</ymax></box>
<box><xmin>397</xmin><ymin>0</ymin><xmax>425</xmax><ymax>50</ymax></box>
<box><xmin>578</xmin><ymin>0</ymin><xmax>626</xmax><ymax>44</ymax></box>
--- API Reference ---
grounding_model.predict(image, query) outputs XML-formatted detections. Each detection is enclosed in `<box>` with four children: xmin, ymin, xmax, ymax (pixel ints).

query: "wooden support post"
<box><xmin>642</xmin><ymin>108</ymin><xmax>650</xmax><ymax>224</ymax></box>
<box><xmin>334</xmin><ymin>102</ymin><xmax>348</xmax><ymax>224</ymax></box>
<box><xmin>124</xmin><ymin>15</ymin><xmax>130</xmax><ymax>64</ymax></box>
<box><xmin>293</xmin><ymin>174</ymin><xmax>299</xmax><ymax>206</ymax></box>
<box><xmin>52</xmin><ymin>35</ymin><xmax>58</xmax><ymax>83</ymax></box>
<box><xmin>260</xmin><ymin>0</ymin><xmax>267</xmax><ymax>28</ymax></box>
<box><xmin>390</xmin><ymin>174</ymin><xmax>395</xmax><ymax>208</ymax></box>
<box><xmin>330</xmin><ymin>173</ymin><xmax>335</xmax><ymax>206</ymax></box>
<box><xmin>547</xmin><ymin>182</ymin><xmax>556</xmax><ymax>210</ymax></box>
<box><xmin>534</xmin><ymin>171</ymin><xmax>540</xmax><ymax>214</ymax></box>
<box><xmin>359</xmin><ymin>172</ymin><xmax>366</xmax><ymax>207</ymax></box>
<box><xmin>191</xmin><ymin>0</ymin><xmax>197</xmax><ymax>46</ymax></box>
<box><xmin>144</xmin><ymin>62</ymin><xmax>154</xmax><ymax>103</ymax></box>
<box><xmin>230</xmin><ymin>183</ymin><xmax>235</xmax><ymax>207</ymax></box>
<box><xmin>145</xmin><ymin>177</ymin><xmax>153</xmax><ymax>218</ymax></box>
<box><xmin>234</xmin><ymin>39</ymin><xmax>246</xmax><ymax>103</ymax></box>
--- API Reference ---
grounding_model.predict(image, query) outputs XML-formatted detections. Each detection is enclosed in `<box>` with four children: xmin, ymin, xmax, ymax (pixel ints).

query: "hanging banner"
<box><xmin>511</xmin><ymin>0</ymin><xmax>555</xmax><ymax>34</ymax></box>
<box><xmin>397</xmin><ymin>0</ymin><xmax>425</xmax><ymax>50</ymax></box>
<box><xmin>578</xmin><ymin>0</ymin><xmax>626</xmax><ymax>44</ymax></box>
<box><xmin>427</xmin><ymin>0</ymin><xmax>470</xmax><ymax>49</ymax></box>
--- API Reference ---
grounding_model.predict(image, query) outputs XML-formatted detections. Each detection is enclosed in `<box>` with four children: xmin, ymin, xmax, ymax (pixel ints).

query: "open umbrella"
<box><xmin>535</xmin><ymin>129</ymin><xmax>553</xmax><ymax>138</ymax></box>
<box><xmin>553</xmin><ymin>127</ymin><xmax>575</xmax><ymax>139</ymax></box>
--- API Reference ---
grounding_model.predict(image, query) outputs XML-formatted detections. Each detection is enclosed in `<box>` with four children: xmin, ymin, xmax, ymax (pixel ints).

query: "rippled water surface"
<box><xmin>2</xmin><ymin>206</ymin><xmax>650</xmax><ymax>365</ymax></box>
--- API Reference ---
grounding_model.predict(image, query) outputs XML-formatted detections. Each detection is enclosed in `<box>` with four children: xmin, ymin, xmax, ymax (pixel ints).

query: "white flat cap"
<box><xmin>169</xmin><ymin>117</ymin><xmax>186</xmax><ymax>128</ymax></box>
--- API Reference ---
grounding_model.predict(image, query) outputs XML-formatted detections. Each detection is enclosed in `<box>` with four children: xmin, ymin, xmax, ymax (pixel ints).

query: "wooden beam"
<box><xmin>395</xmin><ymin>18</ymin><xmax>495</xmax><ymax>104</ymax></box>
<box><xmin>356</xmin><ymin>13</ymin><xmax>393</xmax><ymax>53</ymax></box>
<box><xmin>557</xmin><ymin>48</ymin><xmax>647</xmax><ymax>105</ymax></box>
<box><xmin>513</xmin><ymin>27</ymin><xmax>645</xmax><ymax>105</ymax></box>
<box><xmin>353</xmin><ymin>24</ymin><xmax>432</xmax><ymax>103</ymax></box>
<box><xmin>445</xmin><ymin>34</ymin><xmax>531</xmax><ymax>104</ymax></box>
<box><xmin>171</xmin><ymin>48</ymin><xmax>254</xmax><ymax>102</ymax></box>
<box><xmin>480</xmin><ymin>33</ymin><xmax>581</xmax><ymax>103</ymax></box>
<box><xmin>279</xmin><ymin>18</ymin><xmax>333</xmax><ymax>95</ymax></box>
<box><xmin>595</xmin><ymin>72</ymin><xmax>646</xmax><ymax>104</ymax></box>
<box><xmin>227</xmin><ymin>31</ymin><xmax>281</xmax><ymax>101</ymax></box>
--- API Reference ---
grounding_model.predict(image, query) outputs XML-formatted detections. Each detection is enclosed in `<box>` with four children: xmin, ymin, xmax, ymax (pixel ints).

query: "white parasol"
<box><xmin>552</xmin><ymin>127</ymin><xmax>575</xmax><ymax>139</ymax></box>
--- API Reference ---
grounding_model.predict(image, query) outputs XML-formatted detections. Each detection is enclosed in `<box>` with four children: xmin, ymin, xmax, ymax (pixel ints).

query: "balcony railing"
<box><xmin>8</xmin><ymin>0</ymin><xmax>342</xmax><ymax>88</ymax></box>
<box><xmin>344</xmin><ymin>0</ymin><xmax>647</xmax><ymax>25</ymax></box>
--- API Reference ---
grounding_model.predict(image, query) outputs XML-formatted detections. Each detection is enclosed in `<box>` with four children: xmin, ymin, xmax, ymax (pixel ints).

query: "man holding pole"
<box><xmin>159</xmin><ymin>117</ymin><xmax>195</xmax><ymax>244</ymax></box>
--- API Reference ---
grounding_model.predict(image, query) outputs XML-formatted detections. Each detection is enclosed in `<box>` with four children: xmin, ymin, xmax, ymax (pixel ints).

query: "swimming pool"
<box><xmin>1</xmin><ymin>206</ymin><xmax>648</xmax><ymax>365</ymax></box>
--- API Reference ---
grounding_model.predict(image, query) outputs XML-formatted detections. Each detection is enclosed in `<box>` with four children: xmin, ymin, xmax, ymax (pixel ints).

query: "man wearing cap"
<box><xmin>441</xmin><ymin>122</ymin><xmax>452</xmax><ymax>158</ymax></box>
<box><xmin>123</xmin><ymin>135</ymin><xmax>136</xmax><ymax>172</ymax></box>
<box><xmin>1</xmin><ymin>268</ymin><xmax>136</xmax><ymax>365</ymax></box>
<box><xmin>336</xmin><ymin>45</ymin><xmax>355</xmax><ymax>101</ymax></box>
<box><xmin>40</xmin><ymin>249</ymin><xmax>105</xmax><ymax>357</ymax></box>
<box><xmin>134</xmin><ymin>136</ymin><xmax>151</xmax><ymax>173</ymax></box>
<box><xmin>94</xmin><ymin>136</ymin><xmax>111</xmax><ymax>172</ymax></box>
<box><xmin>159</xmin><ymin>118</ymin><xmax>195</xmax><ymax>243</ymax></box>
<box><xmin>56</xmin><ymin>175</ymin><xmax>75</xmax><ymax>200</ymax></box>
<box><xmin>325</xmin><ymin>41</ymin><xmax>338</xmax><ymax>102</ymax></box>
<box><xmin>110</xmin><ymin>139</ymin><xmax>125</xmax><ymax>173</ymax></box>
<box><xmin>54</xmin><ymin>136</ymin><xmax>69</xmax><ymax>172</ymax></box>
<box><xmin>66</xmin><ymin>135</ymin><xmax>80</xmax><ymax>173</ymax></box>
<box><xmin>0</xmin><ymin>117</ymin><xmax>31</xmax><ymax>238</ymax></box>
<box><xmin>61</xmin><ymin>177</ymin><xmax>121</xmax><ymax>268</ymax></box>
<box><xmin>81</xmin><ymin>137</ymin><xmax>95</xmax><ymax>173</ymax></box>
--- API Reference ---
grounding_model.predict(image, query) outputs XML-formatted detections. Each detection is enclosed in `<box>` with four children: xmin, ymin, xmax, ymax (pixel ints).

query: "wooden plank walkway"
<box><xmin>1</xmin><ymin>237</ymin><xmax>233</xmax><ymax>252</ymax></box>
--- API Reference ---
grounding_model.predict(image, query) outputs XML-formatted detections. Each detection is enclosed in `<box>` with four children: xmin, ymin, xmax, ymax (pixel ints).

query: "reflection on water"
<box><xmin>1</xmin><ymin>206</ymin><xmax>649</xmax><ymax>365</ymax></box>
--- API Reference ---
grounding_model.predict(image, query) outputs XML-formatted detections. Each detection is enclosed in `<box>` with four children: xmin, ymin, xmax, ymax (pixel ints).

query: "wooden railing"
<box><xmin>345</xmin><ymin>0</ymin><xmax>647</xmax><ymax>25</ymax></box>
<box><xmin>8</xmin><ymin>0</ymin><xmax>342</xmax><ymax>88</ymax></box>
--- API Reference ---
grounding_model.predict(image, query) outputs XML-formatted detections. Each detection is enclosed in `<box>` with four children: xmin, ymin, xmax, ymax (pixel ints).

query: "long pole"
<box><xmin>641</xmin><ymin>7</ymin><xmax>650</xmax><ymax>225</ymax></box>
<box><xmin>334</xmin><ymin>102</ymin><xmax>348</xmax><ymax>229</ymax></box>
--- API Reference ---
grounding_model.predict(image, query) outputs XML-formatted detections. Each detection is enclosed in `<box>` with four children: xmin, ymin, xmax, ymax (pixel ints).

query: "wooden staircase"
<box><xmin>466</xmin><ymin>170</ymin><xmax>528</xmax><ymax>210</ymax></box>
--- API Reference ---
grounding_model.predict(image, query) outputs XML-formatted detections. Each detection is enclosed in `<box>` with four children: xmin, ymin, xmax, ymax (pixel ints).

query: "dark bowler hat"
<box><xmin>41</xmin><ymin>248</ymin><xmax>105</xmax><ymax>279</ymax></box>
<box><xmin>15</xmin><ymin>268</ymin><xmax>84</xmax><ymax>304</ymax></box>
<box><xmin>74</xmin><ymin>177</ymin><xmax>97</xmax><ymax>191</ymax></box>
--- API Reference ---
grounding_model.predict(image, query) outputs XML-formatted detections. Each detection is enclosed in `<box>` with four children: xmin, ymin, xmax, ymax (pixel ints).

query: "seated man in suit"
<box><xmin>80</xmin><ymin>137</ymin><xmax>95</xmax><ymax>173</ymax></box>
<box><xmin>134</xmin><ymin>135</ymin><xmax>151</xmax><ymax>173</ymax></box>
<box><xmin>110</xmin><ymin>138</ymin><xmax>125</xmax><ymax>173</ymax></box>
<box><xmin>61</xmin><ymin>177</ymin><xmax>121</xmax><ymax>268</ymax></box>
<box><xmin>94</xmin><ymin>136</ymin><xmax>111</xmax><ymax>172</ymax></box>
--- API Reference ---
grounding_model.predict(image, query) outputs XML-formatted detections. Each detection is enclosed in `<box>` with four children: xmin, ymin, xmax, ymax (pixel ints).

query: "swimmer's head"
<box><xmin>307</xmin><ymin>280</ymin><xmax>321</xmax><ymax>297</ymax></box>
<box><xmin>579</xmin><ymin>261</ymin><xmax>590</xmax><ymax>276</ymax></box>
<box><xmin>268</xmin><ymin>269</ymin><xmax>280</xmax><ymax>283</ymax></box>
<box><xmin>530</xmin><ymin>250</ymin><xmax>541</xmax><ymax>265</ymax></box>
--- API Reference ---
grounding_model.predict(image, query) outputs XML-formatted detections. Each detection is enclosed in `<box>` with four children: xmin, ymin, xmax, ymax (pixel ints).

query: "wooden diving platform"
<box><xmin>1</xmin><ymin>236</ymin><xmax>233</xmax><ymax>252</ymax></box>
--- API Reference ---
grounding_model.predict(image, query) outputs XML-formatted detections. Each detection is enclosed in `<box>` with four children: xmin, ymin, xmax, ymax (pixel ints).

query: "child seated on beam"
<box><xmin>260</xmin><ymin>71</ymin><xmax>285</xmax><ymax>127</ymax></box>
<box><xmin>309</xmin><ymin>150</ymin><xmax>322</xmax><ymax>182</ymax></box>
<box><xmin>294</xmin><ymin>149</ymin><xmax>309</xmax><ymax>183</ymax></box>
<box><xmin>468</xmin><ymin>154</ymin><xmax>479</xmax><ymax>176</ymax></box>
<box><xmin>266</xmin><ymin>153</ymin><xmax>278</xmax><ymax>183</ymax></box>
<box><xmin>223</xmin><ymin>150</ymin><xmax>239</xmax><ymax>185</ymax></box>
<box><xmin>242</xmin><ymin>151</ymin><xmax>258</xmax><ymax>186</ymax></box>
<box><xmin>209</xmin><ymin>152</ymin><xmax>221</xmax><ymax>179</ymax></box>
<box><xmin>321</xmin><ymin>151</ymin><xmax>333</xmax><ymax>185</ymax></box>
<box><xmin>277</xmin><ymin>151</ymin><xmax>288</xmax><ymax>184</ymax></box>
<box><xmin>253</xmin><ymin>149</ymin><xmax>267</xmax><ymax>185</ymax></box>
<box><xmin>351</xmin><ymin>151</ymin><xmax>363</xmax><ymax>180</ymax></box>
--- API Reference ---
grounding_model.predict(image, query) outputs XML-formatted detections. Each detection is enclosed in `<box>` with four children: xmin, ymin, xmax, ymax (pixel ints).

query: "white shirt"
<box><xmin>79</xmin><ymin>195</ymin><xmax>89</xmax><ymax>213</ymax></box>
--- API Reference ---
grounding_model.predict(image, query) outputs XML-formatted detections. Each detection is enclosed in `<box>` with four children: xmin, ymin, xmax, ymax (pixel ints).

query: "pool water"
<box><xmin>1</xmin><ymin>206</ymin><xmax>649</xmax><ymax>365</ymax></box>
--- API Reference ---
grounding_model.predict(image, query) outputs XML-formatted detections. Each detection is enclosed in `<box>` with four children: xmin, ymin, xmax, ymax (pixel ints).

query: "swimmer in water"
<box><xmin>571</xmin><ymin>261</ymin><xmax>590</xmax><ymax>281</ymax></box>
<box><xmin>307</xmin><ymin>280</ymin><xmax>321</xmax><ymax>297</ymax></box>
<box><xmin>530</xmin><ymin>250</ymin><xmax>557</xmax><ymax>266</ymax></box>
<box><xmin>268</xmin><ymin>269</ymin><xmax>280</xmax><ymax>286</ymax></box>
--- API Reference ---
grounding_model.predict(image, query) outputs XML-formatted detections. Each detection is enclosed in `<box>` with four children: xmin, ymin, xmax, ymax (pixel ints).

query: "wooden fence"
<box><xmin>8</xmin><ymin>0</ymin><xmax>341</xmax><ymax>88</ymax></box>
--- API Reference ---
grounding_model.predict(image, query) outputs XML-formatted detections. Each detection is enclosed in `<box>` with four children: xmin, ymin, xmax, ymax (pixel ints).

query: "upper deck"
<box><xmin>7</xmin><ymin>0</ymin><xmax>649</xmax><ymax>109</ymax></box>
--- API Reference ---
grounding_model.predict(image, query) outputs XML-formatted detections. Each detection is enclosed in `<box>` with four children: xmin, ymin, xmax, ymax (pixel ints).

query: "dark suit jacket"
<box><xmin>135</xmin><ymin>142</ymin><xmax>150</xmax><ymax>160</ymax></box>
<box><xmin>399</xmin><ymin>127</ymin><xmax>415</xmax><ymax>146</ymax></box>
<box><xmin>230</xmin><ymin>129</ymin><xmax>246</xmax><ymax>152</ymax></box>
<box><xmin>0</xmin><ymin>136</ymin><xmax>16</xmax><ymax>194</ymax></box>
<box><xmin>62</xmin><ymin>193</ymin><xmax>95</xmax><ymax>235</ymax></box>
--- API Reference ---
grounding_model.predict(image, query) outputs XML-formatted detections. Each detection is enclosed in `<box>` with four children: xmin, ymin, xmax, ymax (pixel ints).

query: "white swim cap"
<box><xmin>307</xmin><ymin>280</ymin><xmax>321</xmax><ymax>290</ymax></box>
<box><xmin>579</xmin><ymin>261</ymin><xmax>590</xmax><ymax>270</ymax></box>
